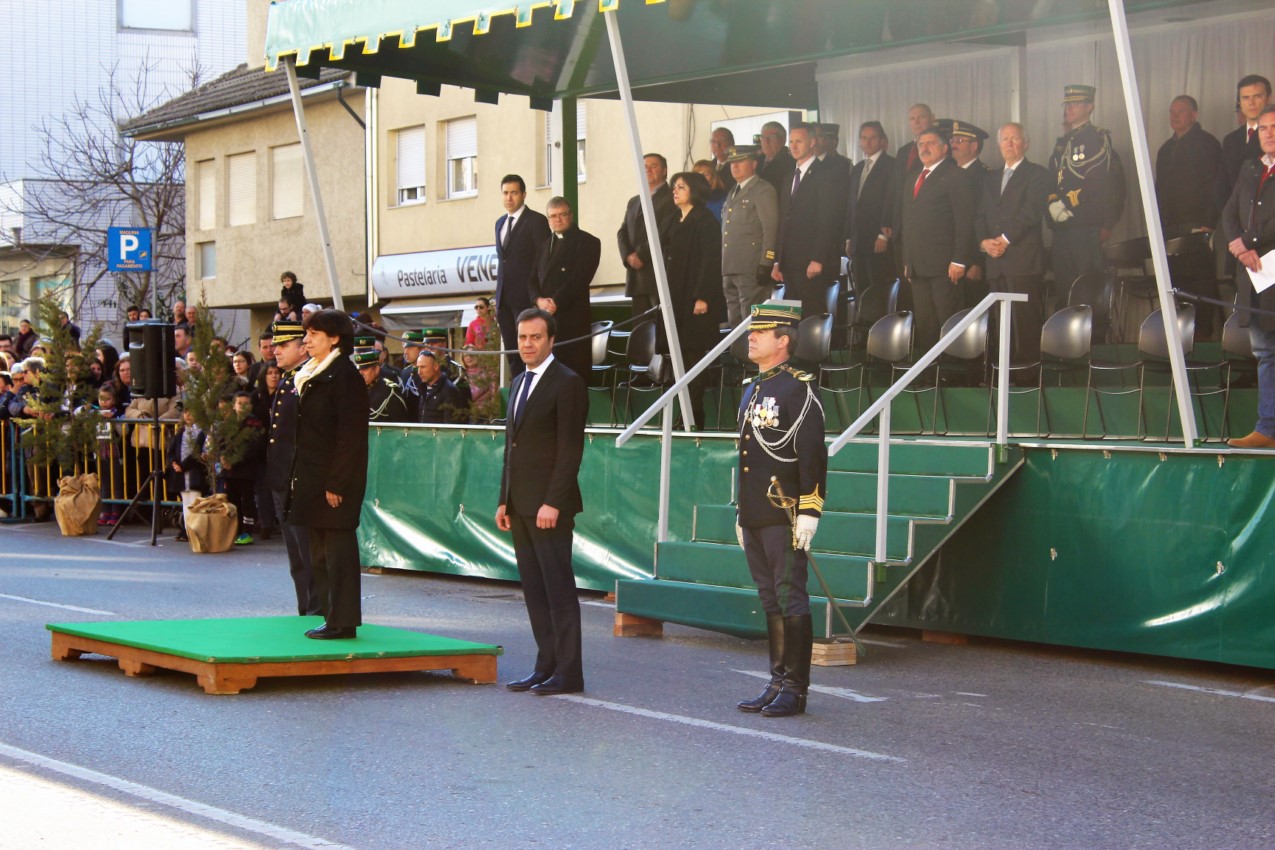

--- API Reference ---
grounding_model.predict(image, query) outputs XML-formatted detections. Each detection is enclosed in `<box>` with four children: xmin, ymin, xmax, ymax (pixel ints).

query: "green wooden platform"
<box><xmin>47</xmin><ymin>616</ymin><xmax>502</xmax><ymax>694</ymax></box>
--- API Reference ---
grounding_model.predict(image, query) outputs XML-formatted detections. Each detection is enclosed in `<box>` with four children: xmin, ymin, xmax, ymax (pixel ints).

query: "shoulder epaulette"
<box><xmin>783</xmin><ymin>364</ymin><xmax>815</xmax><ymax>382</ymax></box>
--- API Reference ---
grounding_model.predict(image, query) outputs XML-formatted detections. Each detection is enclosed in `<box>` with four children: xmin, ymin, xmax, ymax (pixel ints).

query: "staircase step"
<box><xmin>693</xmin><ymin>504</ymin><xmax>911</xmax><ymax>560</ymax></box>
<box><xmin>824</xmin><ymin>471</ymin><xmax>955</xmax><ymax>516</ymax></box>
<box><xmin>657</xmin><ymin>541</ymin><xmax>872</xmax><ymax>600</ymax></box>
<box><xmin>616</xmin><ymin>578</ymin><xmax>866</xmax><ymax>640</ymax></box>
<box><xmin>829</xmin><ymin>440</ymin><xmax>995</xmax><ymax>477</ymax></box>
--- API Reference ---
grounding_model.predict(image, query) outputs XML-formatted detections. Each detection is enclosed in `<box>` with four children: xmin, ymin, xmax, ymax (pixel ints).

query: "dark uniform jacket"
<box><xmin>976</xmin><ymin>158</ymin><xmax>1052</xmax><ymax>278</ymax></box>
<box><xmin>817</xmin><ymin>151</ymin><xmax>854</xmax><ymax>241</ymax></box>
<box><xmin>1155</xmin><ymin>123</ymin><xmax>1222</xmax><ymax>236</ymax></box>
<box><xmin>287</xmin><ymin>354</ymin><xmax>368</xmax><ymax>529</ymax></box>
<box><xmin>368</xmin><ymin>376</ymin><xmax>411</xmax><ymax>423</ymax></box>
<box><xmin>617</xmin><ymin>183</ymin><xmax>676</xmax><ymax>299</ymax></box>
<box><xmin>1223</xmin><ymin>157</ymin><xmax>1275</xmax><ymax>332</ymax></box>
<box><xmin>266</xmin><ymin>366</ymin><xmax>302</xmax><ymax>493</ymax></box>
<box><xmin>736</xmin><ymin>364</ymin><xmax>827</xmax><ymax>528</ymax></box>
<box><xmin>417</xmin><ymin>374</ymin><xmax>465</xmax><ymax>424</ymax></box>
<box><xmin>1047</xmin><ymin>122</ymin><xmax>1127</xmax><ymax>231</ymax></box>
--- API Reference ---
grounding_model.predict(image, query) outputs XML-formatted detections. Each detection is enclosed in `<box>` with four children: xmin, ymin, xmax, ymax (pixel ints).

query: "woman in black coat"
<box><xmin>660</xmin><ymin>170</ymin><xmax>726</xmax><ymax>430</ymax></box>
<box><xmin>288</xmin><ymin>309</ymin><xmax>369</xmax><ymax>639</ymax></box>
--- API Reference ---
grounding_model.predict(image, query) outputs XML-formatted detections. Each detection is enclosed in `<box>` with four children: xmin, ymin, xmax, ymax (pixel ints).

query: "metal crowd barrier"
<box><xmin>2</xmin><ymin>419</ymin><xmax>185</xmax><ymax>520</ymax></box>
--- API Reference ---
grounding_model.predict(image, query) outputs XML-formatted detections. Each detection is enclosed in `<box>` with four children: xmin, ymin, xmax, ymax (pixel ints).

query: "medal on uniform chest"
<box><xmin>750</xmin><ymin>396</ymin><xmax>780</xmax><ymax>429</ymax></box>
<box><xmin>1072</xmin><ymin>144</ymin><xmax>1085</xmax><ymax>162</ymax></box>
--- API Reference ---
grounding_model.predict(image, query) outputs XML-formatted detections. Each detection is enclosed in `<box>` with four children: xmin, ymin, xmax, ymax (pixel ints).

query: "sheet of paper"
<box><xmin>1247</xmin><ymin>249</ymin><xmax>1275</xmax><ymax>294</ymax></box>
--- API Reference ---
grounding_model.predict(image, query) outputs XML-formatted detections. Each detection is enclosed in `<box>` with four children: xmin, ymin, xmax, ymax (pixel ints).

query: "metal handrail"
<box><xmin>615</xmin><ymin>315</ymin><xmax>752</xmax><ymax>546</ymax></box>
<box><xmin>828</xmin><ymin>291</ymin><xmax>1027</xmax><ymax>569</ymax></box>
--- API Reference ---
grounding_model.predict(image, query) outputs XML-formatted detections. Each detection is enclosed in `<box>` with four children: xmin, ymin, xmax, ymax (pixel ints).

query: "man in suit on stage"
<box><xmin>977</xmin><ymin>123</ymin><xmax>1052</xmax><ymax>361</ymax></box>
<box><xmin>709</xmin><ymin>127</ymin><xmax>738</xmax><ymax>192</ymax></box>
<box><xmin>1224</xmin><ymin>105</ymin><xmax>1275</xmax><ymax>450</ymax></box>
<box><xmin>845</xmin><ymin>121</ymin><xmax>899</xmax><ymax>293</ymax></box>
<box><xmin>896</xmin><ymin>126</ymin><xmax>977</xmax><ymax>351</ymax></box>
<box><xmin>813</xmin><ymin>123</ymin><xmax>853</xmax><ymax>239</ymax></box>
<box><xmin>897</xmin><ymin>103</ymin><xmax>936</xmax><ymax>179</ymax></box>
<box><xmin>1215</xmin><ymin>75</ymin><xmax>1270</xmax><ymax>214</ymax></box>
<box><xmin>495</xmin><ymin>174</ymin><xmax>551</xmax><ymax>377</ymax></box>
<box><xmin>772</xmin><ymin>124</ymin><xmax>842</xmax><ymax>320</ymax></box>
<box><xmin>757</xmin><ymin>121</ymin><xmax>796</xmax><ymax>194</ymax></box>
<box><xmin>497</xmin><ymin>308</ymin><xmax>589</xmax><ymax>695</ymax></box>
<box><xmin>528</xmin><ymin>197</ymin><xmax>601</xmax><ymax>383</ymax></box>
<box><xmin>618</xmin><ymin>153</ymin><xmax>676</xmax><ymax>319</ymax></box>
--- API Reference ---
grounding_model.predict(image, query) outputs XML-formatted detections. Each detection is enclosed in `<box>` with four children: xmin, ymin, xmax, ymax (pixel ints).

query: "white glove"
<box><xmin>1048</xmin><ymin>200</ymin><xmax>1073</xmax><ymax>223</ymax></box>
<box><xmin>795</xmin><ymin>516</ymin><xmax>818</xmax><ymax>551</ymax></box>
<box><xmin>735</xmin><ymin>523</ymin><xmax>745</xmax><ymax>549</ymax></box>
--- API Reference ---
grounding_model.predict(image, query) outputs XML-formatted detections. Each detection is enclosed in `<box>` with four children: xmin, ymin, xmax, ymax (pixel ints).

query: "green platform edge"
<box><xmin>46</xmin><ymin>617</ymin><xmax>502</xmax><ymax>664</ymax></box>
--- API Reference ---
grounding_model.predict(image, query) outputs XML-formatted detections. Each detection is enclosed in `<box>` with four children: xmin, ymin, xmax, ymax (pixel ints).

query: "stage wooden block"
<box><xmin>614</xmin><ymin>611</ymin><xmax>663</xmax><ymax>637</ymax></box>
<box><xmin>922</xmin><ymin>630</ymin><xmax>969</xmax><ymax>646</ymax></box>
<box><xmin>47</xmin><ymin>617</ymin><xmax>502</xmax><ymax>695</ymax></box>
<box><xmin>811</xmin><ymin>638</ymin><xmax>857</xmax><ymax>667</ymax></box>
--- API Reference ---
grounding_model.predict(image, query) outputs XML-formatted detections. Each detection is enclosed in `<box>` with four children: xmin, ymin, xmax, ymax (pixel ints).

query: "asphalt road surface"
<box><xmin>1</xmin><ymin>520</ymin><xmax>1272</xmax><ymax>849</ymax></box>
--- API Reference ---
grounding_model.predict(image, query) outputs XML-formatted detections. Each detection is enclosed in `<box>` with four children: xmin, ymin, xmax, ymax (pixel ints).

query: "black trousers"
<box><xmin>779</xmin><ymin>265</ymin><xmax>833</xmax><ymax>321</ymax></box>
<box><xmin>510</xmin><ymin>512</ymin><xmax>582</xmax><ymax>684</ymax></box>
<box><xmin>308</xmin><ymin>525</ymin><xmax>362</xmax><ymax>628</ymax></box>
<box><xmin>989</xmin><ymin>273</ymin><xmax>1045</xmax><ymax>361</ymax></box>
<box><xmin>273</xmin><ymin>490</ymin><xmax>320</xmax><ymax>616</ymax></box>
<box><xmin>742</xmin><ymin>524</ymin><xmax>810</xmax><ymax>616</ymax></box>
<box><xmin>909</xmin><ymin>274</ymin><xmax>963</xmax><ymax>352</ymax></box>
<box><xmin>1050</xmin><ymin>226</ymin><xmax>1102</xmax><ymax>304</ymax></box>
<box><xmin>497</xmin><ymin>303</ymin><xmax>526</xmax><ymax>378</ymax></box>
<box><xmin>223</xmin><ymin>477</ymin><xmax>256</xmax><ymax>533</ymax></box>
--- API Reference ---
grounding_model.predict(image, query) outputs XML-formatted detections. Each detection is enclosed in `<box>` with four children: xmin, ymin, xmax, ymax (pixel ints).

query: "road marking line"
<box><xmin>955</xmin><ymin>692</ymin><xmax>987</xmax><ymax>697</ymax></box>
<box><xmin>0</xmin><ymin>742</ymin><xmax>356</xmax><ymax>850</ymax></box>
<box><xmin>0</xmin><ymin>594</ymin><xmax>115</xmax><ymax>616</ymax></box>
<box><xmin>1145</xmin><ymin>680</ymin><xmax>1275</xmax><ymax>704</ymax></box>
<box><xmin>557</xmin><ymin>695</ymin><xmax>904</xmax><ymax>762</ymax></box>
<box><xmin>734</xmin><ymin>670</ymin><xmax>887</xmax><ymax>703</ymax></box>
<box><xmin>5</xmin><ymin>554</ymin><xmax>149</xmax><ymax>563</ymax></box>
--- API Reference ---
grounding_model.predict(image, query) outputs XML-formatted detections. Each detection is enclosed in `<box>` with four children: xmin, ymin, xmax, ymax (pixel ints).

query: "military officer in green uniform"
<box><xmin>1047</xmin><ymin>84</ymin><xmax>1127</xmax><ymax>303</ymax></box>
<box><xmin>354</xmin><ymin>348</ymin><xmax>411</xmax><ymax>423</ymax></box>
<box><xmin>734</xmin><ymin>302</ymin><xmax>827</xmax><ymax>718</ymax></box>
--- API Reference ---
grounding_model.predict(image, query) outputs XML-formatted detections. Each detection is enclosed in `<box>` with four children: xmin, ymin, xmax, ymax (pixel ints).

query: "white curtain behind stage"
<box><xmin>818</xmin><ymin>10</ymin><xmax>1275</xmax><ymax>243</ymax></box>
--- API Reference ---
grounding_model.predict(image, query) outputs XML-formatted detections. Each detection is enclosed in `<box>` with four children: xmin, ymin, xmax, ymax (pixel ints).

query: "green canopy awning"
<box><xmin>264</xmin><ymin>0</ymin><xmax>1202</xmax><ymax>107</ymax></box>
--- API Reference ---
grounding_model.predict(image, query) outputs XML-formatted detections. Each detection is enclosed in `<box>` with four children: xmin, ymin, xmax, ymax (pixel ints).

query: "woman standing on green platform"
<box><xmin>288</xmin><ymin>309</ymin><xmax>369</xmax><ymax>640</ymax></box>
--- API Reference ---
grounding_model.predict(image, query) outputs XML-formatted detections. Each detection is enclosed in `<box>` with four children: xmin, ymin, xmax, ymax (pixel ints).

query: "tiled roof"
<box><xmin>121</xmin><ymin>63</ymin><xmax>352</xmax><ymax>136</ymax></box>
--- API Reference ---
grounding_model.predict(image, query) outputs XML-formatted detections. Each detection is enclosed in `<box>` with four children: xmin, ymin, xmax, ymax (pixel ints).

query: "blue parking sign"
<box><xmin>108</xmin><ymin>227</ymin><xmax>153</xmax><ymax>272</ymax></box>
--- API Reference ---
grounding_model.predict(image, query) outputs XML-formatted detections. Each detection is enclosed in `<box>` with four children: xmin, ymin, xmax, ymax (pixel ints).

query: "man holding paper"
<box><xmin>1224</xmin><ymin>104</ymin><xmax>1275</xmax><ymax>449</ymax></box>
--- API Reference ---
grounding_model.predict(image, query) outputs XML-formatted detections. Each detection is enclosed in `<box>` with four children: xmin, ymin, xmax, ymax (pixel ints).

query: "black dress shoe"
<box><xmin>506</xmin><ymin>672</ymin><xmax>552</xmax><ymax>692</ymax></box>
<box><xmin>305</xmin><ymin>624</ymin><xmax>357</xmax><ymax>640</ymax></box>
<box><xmin>529</xmin><ymin>674</ymin><xmax>583</xmax><ymax>696</ymax></box>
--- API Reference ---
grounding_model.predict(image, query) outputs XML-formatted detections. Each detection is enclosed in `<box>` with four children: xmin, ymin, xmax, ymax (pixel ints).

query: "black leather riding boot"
<box><xmin>762</xmin><ymin>613</ymin><xmax>812</xmax><ymax>717</ymax></box>
<box><xmin>737</xmin><ymin>613</ymin><xmax>785</xmax><ymax>712</ymax></box>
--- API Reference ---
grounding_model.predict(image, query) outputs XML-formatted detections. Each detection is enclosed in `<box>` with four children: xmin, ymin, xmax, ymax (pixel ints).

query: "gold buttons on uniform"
<box><xmin>743</xmin><ymin>467</ymin><xmax>749</xmax><ymax>473</ymax></box>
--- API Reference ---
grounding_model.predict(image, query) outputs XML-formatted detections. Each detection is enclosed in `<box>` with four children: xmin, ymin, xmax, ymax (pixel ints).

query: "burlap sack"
<box><xmin>185</xmin><ymin>493</ymin><xmax>238</xmax><ymax>554</ymax></box>
<box><xmin>54</xmin><ymin>473</ymin><xmax>101</xmax><ymax>537</ymax></box>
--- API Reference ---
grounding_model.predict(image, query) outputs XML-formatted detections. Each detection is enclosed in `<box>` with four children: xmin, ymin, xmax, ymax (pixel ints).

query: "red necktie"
<box><xmin>1260</xmin><ymin>163</ymin><xmax>1275</xmax><ymax>193</ymax></box>
<box><xmin>1248</xmin><ymin>127</ymin><xmax>1255</xmax><ymax>145</ymax></box>
<box><xmin>913</xmin><ymin>168</ymin><xmax>930</xmax><ymax>198</ymax></box>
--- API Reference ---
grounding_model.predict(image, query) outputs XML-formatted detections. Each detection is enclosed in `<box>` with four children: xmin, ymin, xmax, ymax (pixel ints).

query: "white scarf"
<box><xmin>293</xmin><ymin>348</ymin><xmax>343</xmax><ymax>395</ymax></box>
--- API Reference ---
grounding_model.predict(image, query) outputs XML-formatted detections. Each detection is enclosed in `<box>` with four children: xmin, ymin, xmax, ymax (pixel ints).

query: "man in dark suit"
<box><xmin>977</xmin><ymin>123</ymin><xmax>1052</xmax><ymax>361</ymax></box>
<box><xmin>757</xmin><ymin>121</ymin><xmax>796</xmax><ymax>194</ymax></box>
<box><xmin>1215</xmin><ymin>75</ymin><xmax>1270</xmax><ymax>214</ymax></box>
<box><xmin>495</xmin><ymin>174</ymin><xmax>551</xmax><ymax>377</ymax></box>
<box><xmin>813</xmin><ymin>123</ymin><xmax>853</xmax><ymax>239</ymax></box>
<box><xmin>1224</xmin><ymin>105</ymin><xmax>1275</xmax><ymax>450</ymax></box>
<box><xmin>772</xmin><ymin>124</ymin><xmax>842</xmax><ymax>319</ymax></box>
<box><xmin>896</xmin><ymin>126</ymin><xmax>977</xmax><ymax>350</ymax></box>
<box><xmin>496</xmin><ymin>308</ymin><xmax>589</xmax><ymax>695</ymax></box>
<box><xmin>947</xmin><ymin>120</ymin><xmax>993</xmax><ymax>305</ymax></box>
<box><xmin>897</xmin><ymin>103</ymin><xmax>936</xmax><ymax>180</ymax></box>
<box><xmin>528</xmin><ymin>197</ymin><xmax>601</xmax><ymax>384</ymax></box>
<box><xmin>845</xmin><ymin>121</ymin><xmax>898</xmax><ymax>293</ymax></box>
<box><xmin>709</xmin><ymin>127</ymin><xmax>737</xmax><ymax>192</ymax></box>
<box><xmin>618</xmin><ymin>153</ymin><xmax>676</xmax><ymax>319</ymax></box>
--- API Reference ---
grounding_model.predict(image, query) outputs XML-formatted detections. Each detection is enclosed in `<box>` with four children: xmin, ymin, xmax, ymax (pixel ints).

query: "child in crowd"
<box><xmin>280</xmin><ymin>271</ymin><xmax>306</xmax><ymax>316</ymax></box>
<box><xmin>95</xmin><ymin>384</ymin><xmax>125</xmax><ymax>527</ymax></box>
<box><xmin>213</xmin><ymin>392</ymin><xmax>266</xmax><ymax>545</ymax></box>
<box><xmin>167</xmin><ymin>406</ymin><xmax>206</xmax><ymax>542</ymax></box>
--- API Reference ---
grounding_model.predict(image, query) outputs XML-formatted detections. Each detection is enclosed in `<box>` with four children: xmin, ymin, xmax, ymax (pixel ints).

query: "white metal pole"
<box><xmin>996</xmin><ymin>299</ymin><xmax>1012</xmax><ymax>446</ymax></box>
<box><xmin>603</xmin><ymin>11</ymin><xmax>695</xmax><ymax>425</ymax></box>
<box><xmin>657</xmin><ymin>404</ymin><xmax>673</xmax><ymax>544</ymax></box>
<box><xmin>284</xmin><ymin>57</ymin><xmax>344</xmax><ymax>312</ymax></box>
<box><xmin>1106</xmin><ymin>1</ymin><xmax>1196</xmax><ymax>446</ymax></box>
<box><xmin>875</xmin><ymin>405</ymin><xmax>890</xmax><ymax>563</ymax></box>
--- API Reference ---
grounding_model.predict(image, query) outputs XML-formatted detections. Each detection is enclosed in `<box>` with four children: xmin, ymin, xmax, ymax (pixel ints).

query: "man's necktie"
<box><xmin>513</xmin><ymin>371</ymin><xmax>534</xmax><ymax>427</ymax></box>
<box><xmin>1249</xmin><ymin>127</ymin><xmax>1255</xmax><ymax>145</ymax></box>
<box><xmin>790</xmin><ymin>166</ymin><xmax>802</xmax><ymax>197</ymax></box>
<box><xmin>1001</xmin><ymin>167</ymin><xmax>1013</xmax><ymax>195</ymax></box>
<box><xmin>1260</xmin><ymin>163</ymin><xmax>1275</xmax><ymax>194</ymax></box>
<box><xmin>502</xmin><ymin>215</ymin><xmax>513</xmax><ymax>247</ymax></box>
<box><xmin>913</xmin><ymin>168</ymin><xmax>930</xmax><ymax>198</ymax></box>
<box><xmin>857</xmin><ymin>159</ymin><xmax>872</xmax><ymax>198</ymax></box>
